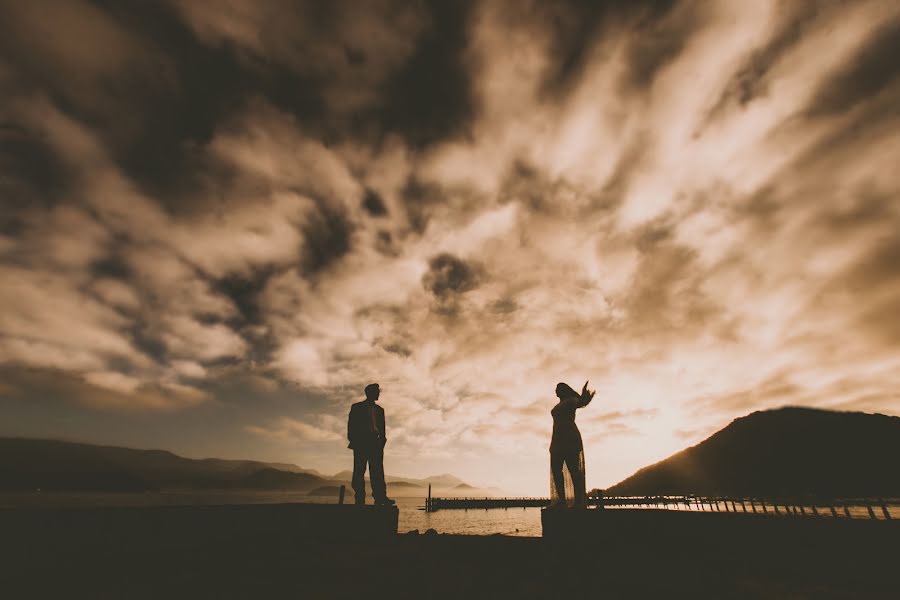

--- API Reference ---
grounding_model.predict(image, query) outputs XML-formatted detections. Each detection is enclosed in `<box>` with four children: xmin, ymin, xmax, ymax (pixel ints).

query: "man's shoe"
<box><xmin>375</xmin><ymin>497</ymin><xmax>396</xmax><ymax>506</ymax></box>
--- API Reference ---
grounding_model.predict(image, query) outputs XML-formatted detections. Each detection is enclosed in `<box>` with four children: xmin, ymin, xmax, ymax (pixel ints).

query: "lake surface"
<box><xmin>1</xmin><ymin>491</ymin><xmax>894</xmax><ymax>536</ymax></box>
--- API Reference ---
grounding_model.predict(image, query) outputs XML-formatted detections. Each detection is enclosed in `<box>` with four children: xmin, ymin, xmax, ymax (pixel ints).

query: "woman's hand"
<box><xmin>580</xmin><ymin>381</ymin><xmax>596</xmax><ymax>406</ymax></box>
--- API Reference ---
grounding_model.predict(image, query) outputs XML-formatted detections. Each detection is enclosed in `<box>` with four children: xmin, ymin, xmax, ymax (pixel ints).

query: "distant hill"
<box><xmin>606</xmin><ymin>407</ymin><xmax>900</xmax><ymax>497</ymax></box>
<box><xmin>306</xmin><ymin>485</ymin><xmax>344</xmax><ymax>496</ymax></box>
<box><xmin>388</xmin><ymin>481</ymin><xmax>423</xmax><ymax>489</ymax></box>
<box><xmin>331</xmin><ymin>470</ymin><xmax>470</xmax><ymax>490</ymax></box>
<box><xmin>422</xmin><ymin>473</ymin><xmax>466</xmax><ymax>487</ymax></box>
<box><xmin>236</xmin><ymin>468</ymin><xmax>325</xmax><ymax>490</ymax></box>
<box><xmin>0</xmin><ymin>438</ymin><xmax>479</xmax><ymax>495</ymax></box>
<box><xmin>0</xmin><ymin>438</ymin><xmax>330</xmax><ymax>492</ymax></box>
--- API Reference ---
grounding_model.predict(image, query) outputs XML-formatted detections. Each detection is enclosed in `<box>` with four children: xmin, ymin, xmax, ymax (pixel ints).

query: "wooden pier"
<box><xmin>424</xmin><ymin>493</ymin><xmax>899</xmax><ymax>520</ymax></box>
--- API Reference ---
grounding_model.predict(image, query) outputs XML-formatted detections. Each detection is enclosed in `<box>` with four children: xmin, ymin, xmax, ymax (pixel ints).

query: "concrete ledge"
<box><xmin>541</xmin><ymin>507</ymin><xmax>898</xmax><ymax>547</ymax></box>
<box><xmin>0</xmin><ymin>502</ymin><xmax>399</xmax><ymax>545</ymax></box>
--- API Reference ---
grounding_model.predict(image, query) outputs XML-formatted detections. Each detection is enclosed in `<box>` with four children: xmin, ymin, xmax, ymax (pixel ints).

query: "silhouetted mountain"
<box><xmin>330</xmin><ymin>470</ymin><xmax>470</xmax><ymax>490</ymax></box>
<box><xmin>0</xmin><ymin>438</ymin><xmax>329</xmax><ymax>492</ymax></box>
<box><xmin>307</xmin><ymin>485</ymin><xmax>345</xmax><ymax>496</ymax></box>
<box><xmin>189</xmin><ymin>458</ymin><xmax>311</xmax><ymax>476</ymax></box>
<box><xmin>0</xmin><ymin>437</ymin><xmax>486</xmax><ymax>494</ymax></box>
<box><xmin>236</xmin><ymin>468</ymin><xmax>327</xmax><ymax>490</ymax></box>
<box><xmin>424</xmin><ymin>473</ymin><xmax>466</xmax><ymax>487</ymax></box>
<box><xmin>607</xmin><ymin>407</ymin><xmax>900</xmax><ymax>497</ymax></box>
<box><xmin>388</xmin><ymin>481</ymin><xmax>423</xmax><ymax>488</ymax></box>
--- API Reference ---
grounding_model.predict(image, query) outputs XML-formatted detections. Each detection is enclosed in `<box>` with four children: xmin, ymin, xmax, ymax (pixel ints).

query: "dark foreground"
<box><xmin>1</xmin><ymin>504</ymin><xmax>896</xmax><ymax>599</ymax></box>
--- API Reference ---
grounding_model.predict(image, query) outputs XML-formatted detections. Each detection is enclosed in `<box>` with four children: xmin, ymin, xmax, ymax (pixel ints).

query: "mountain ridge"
<box><xmin>330</xmin><ymin>470</ymin><xmax>468</xmax><ymax>489</ymax></box>
<box><xmin>606</xmin><ymin>406</ymin><xmax>900</xmax><ymax>497</ymax></box>
<box><xmin>0</xmin><ymin>437</ymin><xmax>478</xmax><ymax>493</ymax></box>
<box><xmin>0</xmin><ymin>437</ymin><xmax>321</xmax><ymax>491</ymax></box>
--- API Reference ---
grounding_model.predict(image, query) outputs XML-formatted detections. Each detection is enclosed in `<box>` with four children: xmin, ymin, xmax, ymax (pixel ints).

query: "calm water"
<box><xmin>0</xmin><ymin>492</ymin><xmax>894</xmax><ymax>536</ymax></box>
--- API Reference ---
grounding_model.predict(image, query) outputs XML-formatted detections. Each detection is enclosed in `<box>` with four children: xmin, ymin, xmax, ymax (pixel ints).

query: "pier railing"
<box><xmin>423</xmin><ymin>494</ymin><xmax>899</xmax><ymax>520</ymax></box>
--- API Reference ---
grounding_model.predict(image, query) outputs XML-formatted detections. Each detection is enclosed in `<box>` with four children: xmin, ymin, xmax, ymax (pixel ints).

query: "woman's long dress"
<box><xmin>549</xmin><ymin>398</ymin><xmax>586</xmax><ymax>506</ymax></box>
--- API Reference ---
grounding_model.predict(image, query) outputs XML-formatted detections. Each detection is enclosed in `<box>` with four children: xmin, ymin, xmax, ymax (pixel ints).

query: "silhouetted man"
<box><xmin>348</xmin><ymin>383</ymin><xmax>394</xmax><ymax>506</ymax></box>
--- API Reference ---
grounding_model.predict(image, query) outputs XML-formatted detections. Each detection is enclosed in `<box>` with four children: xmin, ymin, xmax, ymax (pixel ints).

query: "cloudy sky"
<box><xmin>1</xmin><ymin>0</ymin><xmax>899</xmax><ymax>494</ymax></box>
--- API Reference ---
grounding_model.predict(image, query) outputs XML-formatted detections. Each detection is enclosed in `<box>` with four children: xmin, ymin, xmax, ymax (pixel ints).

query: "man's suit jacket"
<box><xmin>347</xmin><ymin>400</ymin><xmax>386</xmax><ymax>450</ymax></box>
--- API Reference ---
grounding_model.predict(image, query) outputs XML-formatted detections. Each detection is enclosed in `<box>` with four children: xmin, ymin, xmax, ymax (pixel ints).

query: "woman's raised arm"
<box><xmin>576</xmin><ymin>380</ymin><xmax>596</xmax><ymax>408</ymax></box>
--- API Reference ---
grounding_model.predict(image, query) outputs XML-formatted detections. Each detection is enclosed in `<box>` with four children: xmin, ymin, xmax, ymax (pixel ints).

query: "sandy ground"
<box><xmin>0</xmin><ymin>505</ymin><xmax>895</xmax><ymax>599</ymax></box>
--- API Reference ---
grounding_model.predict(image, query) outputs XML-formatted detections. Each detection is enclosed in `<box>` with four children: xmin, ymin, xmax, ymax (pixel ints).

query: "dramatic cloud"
<box><xmin>1</xmin><ymin>0</ymin><xmax>899</xmax><ymax>493</ymax></box>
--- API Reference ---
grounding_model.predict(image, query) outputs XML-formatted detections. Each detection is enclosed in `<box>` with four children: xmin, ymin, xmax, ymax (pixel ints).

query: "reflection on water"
<box><xmin>407</xmin><ymin>500</ymin><xmax>543</xmax><ymax>537</ymax></box>
<box><xmin>0</xmin><ymin>492</ymin><xmax>894</xmax><ymax>537</ymax></box>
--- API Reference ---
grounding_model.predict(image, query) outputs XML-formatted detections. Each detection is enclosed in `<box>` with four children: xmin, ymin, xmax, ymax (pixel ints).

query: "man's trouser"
<box><xmin>352</xmin><ymin>446</ymin><xmax>386</xmax><ymax>503</ymax></box>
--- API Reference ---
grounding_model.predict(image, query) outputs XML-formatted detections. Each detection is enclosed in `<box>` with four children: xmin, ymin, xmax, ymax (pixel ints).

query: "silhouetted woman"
<box><xmin>549</xmin><ymin>381</ymin><xmax>595</xmax><ymax>508</ymax></box>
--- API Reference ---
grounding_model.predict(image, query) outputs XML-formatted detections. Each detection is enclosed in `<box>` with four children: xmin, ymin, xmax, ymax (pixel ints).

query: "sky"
<box><xmin>1</xmin><ymin>0</ymin><xmax>899</xmax><ymax>495</ymax></box>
